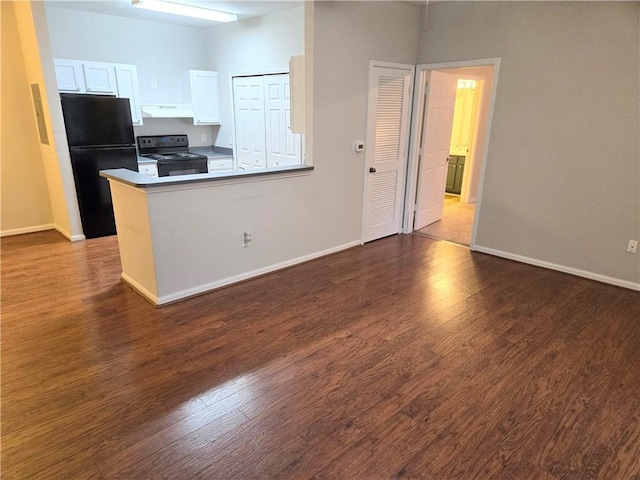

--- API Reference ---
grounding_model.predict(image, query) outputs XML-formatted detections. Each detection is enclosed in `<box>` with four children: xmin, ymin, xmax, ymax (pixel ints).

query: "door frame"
<box><xmin>402</xmin><ymin>58</ymin><xmax>501</xmax><ymax>250</ymax></box>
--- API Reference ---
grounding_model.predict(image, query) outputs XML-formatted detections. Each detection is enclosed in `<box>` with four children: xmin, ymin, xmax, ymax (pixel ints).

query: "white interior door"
<box><xmin>264</xmin><ymin>74</ymin><xmax>301</xmax><ymax>167</ymax></box>
<box><xmin>362</xmin><ymin>63</ymin><xmax>414</xmax><ymax>243</ymax></box>
<box><xmin>233</xmin><ymin>76</ymin><xmax>266</xmax><ymax>169</ymax></box>
<box><xmin>414</xmin><ymin>71</ymin><xmax>458</xmax><ymax>230</ymax></box>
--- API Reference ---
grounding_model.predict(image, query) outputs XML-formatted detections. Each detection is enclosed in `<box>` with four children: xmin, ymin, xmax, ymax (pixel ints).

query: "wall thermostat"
<box><xmin>352</xmin><ymin>141</ymin><xmax>365</xmax><ymax>154</ymax></box>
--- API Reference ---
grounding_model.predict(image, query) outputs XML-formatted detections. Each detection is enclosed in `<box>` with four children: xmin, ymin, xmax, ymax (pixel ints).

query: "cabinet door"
<box><xmin>139</xmin><ymin>163</ymin><xmax>158</xmax><ymax>177</ymax></box>
<box><xmin>453</xmin><ymin>156</ymin><xmax>465</xmax><ymax>194</ymax></box>
<box><xmin>445</xmin><ymin>156</ymin><xmax>457</xmax><ymax>193</ymax></box>
<box><xmin>190</xmin><ymin>70</ymin><xmax>221</xmax><ymax>125</ymax></box>
<box><xmin>54</xmin><ymin>59</ymin><xmax>85</xmax><ymax>93</ymax></box>
<box><xmin>264</xmin><ymin>74</ymin><xmax>301</xmax><ymax>168</ymax></box>
<box><xmin>115</xmin><ymin>64</ymin><xmax>143</xmax><ymax>125</ymax></box>
<box><xmin>83</xmin><ymin>62</ymin><xmax>117</xmax><ymax>95</ymax></box>
<box><xmin>207</xmin><ymin>157</ymin><xmax>234</xmax><ymax>172</ymax></box>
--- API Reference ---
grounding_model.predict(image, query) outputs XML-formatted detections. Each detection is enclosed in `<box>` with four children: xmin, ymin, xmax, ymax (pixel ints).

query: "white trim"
<box><xmin>1</xmin><ymin>224</ymin><xmax>55</xmax><ymax>237</ymax></box>
<box><xmin>369</xmin><ymin>60</ymin><xmax>415</xmax><ymax>71</ymax></box>
<box><xmin>122</xmin><ymin>272</ymin><xmax>159</xmax><ymax>306</ymax></box>
<box><xmin>148</xmin><ymin>240</ymin><xmax>362</xmax><ymax>306</ymax></box>
<box><xmin>472</xmin><ymin>244</ymin><xmax>640</xmax><ymax>292</ymax></box>
<box><xmin>402</xmin><ymin>57</ymin><xmax>502</xmax><ymax>243</ymax></box>
<box><xmin>55</xmin><ymin>225</ymin><xmax>85</xmax><ymax>242</ymax></box>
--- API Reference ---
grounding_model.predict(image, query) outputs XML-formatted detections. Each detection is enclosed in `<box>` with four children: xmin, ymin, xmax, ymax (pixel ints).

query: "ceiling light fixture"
<box><xmin>132</xmin><ymin>0</ymin><xmax>237</xmax><ymax>23</ymax></box>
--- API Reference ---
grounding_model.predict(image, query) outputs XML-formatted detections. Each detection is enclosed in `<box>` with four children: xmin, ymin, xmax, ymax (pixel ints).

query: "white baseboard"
<box><xmin>54</xmin><ymin>225</ymin><xmax>85</xmax><ymax>242</ymax></box>
<box><xmin>154</xmin><ymin>240</ymin><xmax>362</xmax><ymax>306</ymax></box>
<box><xmin>121</xmin><ymin>273</ymin><xmax>159</xmax><ymax>306</ymax></box>
<box><xmin>472</xmin><ymin>244</ymin><xmax>640</xmax><ymax>291</ymax></box>
<box><xmin>1</xmin><ymin>224</ymin><xmax>54</xmax><ymax>237</ymax></box>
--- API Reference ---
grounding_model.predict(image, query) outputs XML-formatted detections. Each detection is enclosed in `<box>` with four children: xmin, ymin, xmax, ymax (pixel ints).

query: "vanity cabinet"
<box><xmin>53</xmin><ymin>59</ymin><xmax>143</xmax><ymax>125</ymax></box>
<box><xmin>186</xmin><ymin>70</ymin><xmax>221</xmax><ymax>125</ymax></box>
<box><xmin>446</xmin><ymin>155</ymin><xmax>466</xmax><ymax>195</ymax></box>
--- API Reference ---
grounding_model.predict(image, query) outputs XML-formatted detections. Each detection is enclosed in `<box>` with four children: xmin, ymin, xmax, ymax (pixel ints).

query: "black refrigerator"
<box><xmin>61</xmin><ymin>94</ymin><xmax>139</xmax><ymax>239</ymax></box>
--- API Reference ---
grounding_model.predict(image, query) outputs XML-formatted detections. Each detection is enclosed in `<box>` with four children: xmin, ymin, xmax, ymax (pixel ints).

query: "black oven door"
<box><xmin>157</xmin><ymin>159</ymin><xmax>208</xmax><ymax>177</ymax></box>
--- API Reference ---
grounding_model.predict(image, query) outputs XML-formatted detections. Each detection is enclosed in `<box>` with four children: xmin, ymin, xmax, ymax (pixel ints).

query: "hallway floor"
<box><xmin>415</xmin><ymin>195</ymin><xmax>475</xmax><ymax>246</ymax></box>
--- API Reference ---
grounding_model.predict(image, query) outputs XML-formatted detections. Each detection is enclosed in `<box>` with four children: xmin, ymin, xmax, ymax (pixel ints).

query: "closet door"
<box><xmin>264</xmin><ymin>74</ymin><xmax>301</xmax><ymax>167</ymax></box>
<box><xmin>233</xmin><ymin>76</ymin><xmax>266</xmax><ymax>169</ymax></box>
<box><xmin>362</xmin><ymin>63</ymin><xmax>414</xmax><ymax>243</ymax></box>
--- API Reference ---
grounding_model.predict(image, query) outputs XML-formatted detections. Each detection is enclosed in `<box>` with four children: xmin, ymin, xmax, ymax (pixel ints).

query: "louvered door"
<box><xmin>362</xmin><ymin>64</ymin><xmax>414</xmax><ymax>243</ymax></box>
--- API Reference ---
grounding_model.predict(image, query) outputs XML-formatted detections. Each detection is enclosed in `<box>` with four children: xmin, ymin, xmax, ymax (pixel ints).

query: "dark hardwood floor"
<box><xmin>1</xmin><ymin>231</ymin><xmax>639</xmax><ymax>479</ymax></box>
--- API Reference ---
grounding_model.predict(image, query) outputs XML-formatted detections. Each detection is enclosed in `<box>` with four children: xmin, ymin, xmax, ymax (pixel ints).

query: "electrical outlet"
<box><xmin>243</xmin><ymin>231</ymin><xmax>252</xmax><ymax>248</ymax></box>
<box><xmin>201</xmin><ymin>133</ymin><xmax>207</xmax><ymax>142</ymax></box>
<box><xmin>151</xmin><ymin>79</ymin><xmax>157</xmax><ymax>89</ymax></box>
<box><xmin>626</xmin><ymin>240</ymin><xmax>638</xmax><ymax>254</ymax></box>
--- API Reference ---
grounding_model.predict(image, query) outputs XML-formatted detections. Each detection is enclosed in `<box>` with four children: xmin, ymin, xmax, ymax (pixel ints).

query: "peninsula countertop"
<box><xmin>100</xmin><ymin>164</ymin><xmax>314</xmax><ymax>188</ymax></box>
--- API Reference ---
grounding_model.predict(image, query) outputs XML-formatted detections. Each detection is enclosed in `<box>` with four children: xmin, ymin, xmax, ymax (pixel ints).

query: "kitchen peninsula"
<box><xmin>101</xmin><ymin>165</ymin><xmax>313</xmax><ymax>306</ymax></box>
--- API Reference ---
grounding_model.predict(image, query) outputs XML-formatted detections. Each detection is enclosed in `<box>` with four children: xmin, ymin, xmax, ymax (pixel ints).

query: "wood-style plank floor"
<box><xmin>2</xmin><ymin>231</ymin><xmax>639</xmax><ymax>479</ymax></box>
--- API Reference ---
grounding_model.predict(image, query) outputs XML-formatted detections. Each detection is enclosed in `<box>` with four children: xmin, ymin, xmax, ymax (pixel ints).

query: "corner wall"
<box><xmin>1</xmin><ymin>1</ymin><xmax>54</xmax><ymax>236</ymax></box>
<box><xmin>11</xmin><ymin>1</ymin><xmax>83</xmax><ymax>240</ymax></box>
<box><xmin>418</xmin><ymin>1</ymin><xmax>640</xmax><ymax>286</ymax></box>
<box><xmin>313</xmin><ymin>0</ymin><xmax>420</xmax><ymax>242</ymax></box>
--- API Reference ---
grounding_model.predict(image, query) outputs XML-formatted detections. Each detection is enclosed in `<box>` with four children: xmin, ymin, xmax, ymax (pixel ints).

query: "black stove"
<box><xmin>137</xmin><ymin>135</ymin><xmax>208</xmax><ymax>177</ymax></box>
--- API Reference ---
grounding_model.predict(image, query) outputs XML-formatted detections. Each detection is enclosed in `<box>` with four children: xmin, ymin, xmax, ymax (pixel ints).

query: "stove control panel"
<box><xmin>137</xmin><ymin>135</ymin><xmax>189</xmax><ymax>150</ymax></box>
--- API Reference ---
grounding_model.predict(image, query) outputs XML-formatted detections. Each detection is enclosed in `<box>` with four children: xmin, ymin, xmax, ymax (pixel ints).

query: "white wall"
<box><xmin>313</xmin><ymin>0</ymin><xmax>420</xmax><ymax>241</ymax></box>
<box><xmin>1</xmin><ymin>1</ymin><xmax>54</xmax><ymax>235</ymax></box>
<box><xmin>206</xmin><ymin>7</ymin><xmax>304</xmax><ymax>148</ymax></box>
<box><xmin>11</xmin><ymin>1</ymin><xmax>84</xmax><ymax>240</ymax></box>
<box><xmin>44</xmin><ymin>5</ymin><xmax>216</xmax><ymax>146</ymax></box>
<box><xmin>418</xmin><ymin>1</ymin><xmax>640</xmax><ymax>286</ymax></box>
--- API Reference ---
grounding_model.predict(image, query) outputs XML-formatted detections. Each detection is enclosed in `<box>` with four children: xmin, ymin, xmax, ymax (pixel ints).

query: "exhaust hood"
<box><xmin>140</xmin><ymin>104</ymin><xmax>193</xmax><ymax>118</ymax></box>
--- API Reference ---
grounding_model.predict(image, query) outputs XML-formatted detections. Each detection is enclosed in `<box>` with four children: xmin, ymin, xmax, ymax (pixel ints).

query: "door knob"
<box><xmin>369</xmin><ymin>167</ymin><xmax>376</xmax><ymax>173</ymax></box>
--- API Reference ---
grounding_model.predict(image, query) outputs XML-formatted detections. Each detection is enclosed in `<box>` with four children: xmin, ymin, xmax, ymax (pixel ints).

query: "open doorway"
<box><xmin>416</xmin><ymin>75</ymin><xmax>481</xmax><ymax>245</ymax></box>
<box><xmin>403</xmin><ymin>59</ymin><xmax>500</xmax><ymax>249</ymax></box>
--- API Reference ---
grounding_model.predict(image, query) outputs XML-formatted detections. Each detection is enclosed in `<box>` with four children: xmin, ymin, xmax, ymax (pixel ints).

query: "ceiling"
<box><xmin>44</xmin><ymin>0</ymin><xmax>305</xmax><ymax>28</ymax></box>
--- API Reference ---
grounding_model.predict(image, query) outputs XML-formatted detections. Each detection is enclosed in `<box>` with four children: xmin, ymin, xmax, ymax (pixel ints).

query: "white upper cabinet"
<box><xmin>114</xmin><ymin>64</ymin><xmax>143</xmax><ymax>125</ymax></box>
<box><xmin>82</xmin><ymin>61</ymin><xmax>117</xmax><ymax>95</ymax></box>
<box><xmin>53</xmin><ymin>59</ymin><xmax>143</xmax><ymax>125</ymax></box>
<box><xmin>54</xmin><ymin>59</ymin><xmax>85</xmax><ymax>93</ymax></box>
<box><xmin>186</xmin><ymin>70</ymin><xmax>221</xmax><ymax>125</ymax></box>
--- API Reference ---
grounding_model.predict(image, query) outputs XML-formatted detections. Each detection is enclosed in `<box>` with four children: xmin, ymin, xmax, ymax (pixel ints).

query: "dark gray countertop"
<box><xmin>100</xmin><ymin>164</ymin><xmax>314</xmax><ymax>188</ymax></box>
<box><xmin>189</xmin><ymin>146</ymin><xmax>234</xmax><ymax>159</ymax></box>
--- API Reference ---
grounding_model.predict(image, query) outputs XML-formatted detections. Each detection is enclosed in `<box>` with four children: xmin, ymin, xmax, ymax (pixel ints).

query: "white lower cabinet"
<box><xmin>54</xmin><ymin>58</ymin><xmax>143</xmax><ymax>125</ymax></box>
<box><xmin>138</xmin><ymin>163</ymin><xmax>158</xmax><ymax>177</ymax></box>
<box><xmin>207</xmin><ymin>157</ymin><xmax>234</xmax><ymax>173</ymax></box>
